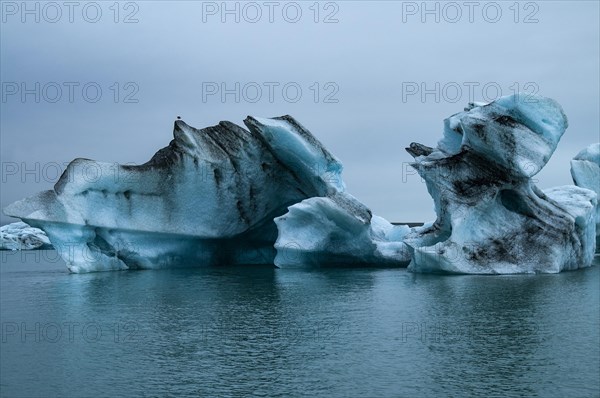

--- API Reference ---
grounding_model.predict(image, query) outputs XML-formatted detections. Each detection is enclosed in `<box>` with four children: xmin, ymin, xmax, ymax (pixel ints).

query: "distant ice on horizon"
<box><xmin>0</xmin><ymin>222</ymin><xmax>51</xmax><ymax>250</ymax></box>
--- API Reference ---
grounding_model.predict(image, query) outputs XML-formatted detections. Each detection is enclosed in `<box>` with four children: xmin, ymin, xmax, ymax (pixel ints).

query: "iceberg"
<box><xmin>3</xmin><ymin>94</ymin><xmax>596</xmax><ymax>274</ymax></box>
<box><xmin>404</xmin><ymin>94</ymin><xmax>597</xmax><ymax>274</ymax></box>
<box><xmin>0</xmin><ymin>221</ymin><xmax>51</xmax><ymax>250</ymax></box>
<box><xmin>274</xmin><ymin>191</ymin><xmax>411</xmax><ymax>267</ymax></box>
<box><xmin>3</xmin><ymin>116</ymin><xmax>347</xmax><ymax>272</ymax></box>
<box><xmin>571</xmin><ymin>143</ymin><xmax>600</xmax><ymax>250</ymax></box>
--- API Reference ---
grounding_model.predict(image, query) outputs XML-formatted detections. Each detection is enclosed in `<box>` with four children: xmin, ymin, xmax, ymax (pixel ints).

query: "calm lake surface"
<box><xmin>1</xmin><ymin>251</ymin><xmax>599</xmax><ymax>398</ymax></box>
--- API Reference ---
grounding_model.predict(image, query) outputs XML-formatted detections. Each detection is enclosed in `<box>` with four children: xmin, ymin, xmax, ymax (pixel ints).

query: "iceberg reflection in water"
<box><xmin>1</xmin><ymin>253</ymin><xmax>599</xmax><ymax>397</ymax></box>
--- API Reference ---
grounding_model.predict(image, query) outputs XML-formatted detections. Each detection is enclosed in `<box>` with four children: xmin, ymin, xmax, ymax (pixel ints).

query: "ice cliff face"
<box><xmin>4</xmin><ymin>116</ymin><xmax>345</xmax><ymax>272</ymax></box>
<box><xmin>0</xmin><ymin>222</ymin><xmax>51</xmax><ymax>250</ymax></box>
<box><xmin>571</xmin><ymin>143</ymin><xmax>600</xmax><ymax>250</ymax></box>
<box><xmin>404</xmin><ymin>95</ymin><xmax>597</xmax><ymax>273</ymax></box>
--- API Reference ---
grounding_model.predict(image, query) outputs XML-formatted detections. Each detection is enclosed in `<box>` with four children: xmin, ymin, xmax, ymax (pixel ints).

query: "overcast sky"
<box><xmin>1</xmin><ymin>0</ymin><xmax>599</xmax><ymax>225</ymax></box>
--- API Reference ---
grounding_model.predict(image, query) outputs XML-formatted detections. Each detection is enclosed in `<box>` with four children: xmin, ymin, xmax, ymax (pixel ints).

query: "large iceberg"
<box><xmin>571</xmin><ymin>143</ymin><xmax>600</xmax><ymax>250</ymax></box>
<box><xmin>4</xmin><ymin>116</ymin><xmax>348</xmax><ymax>272</ymax></box>
<box><xmin>0</xmin><ymin>222</ymin><xmax>51</xmax><ymax>250</ymax></box>
<box><xmin>404</xmin><ymin>94</ymin><xmax>597</xmax><ymax>274</ymax></box>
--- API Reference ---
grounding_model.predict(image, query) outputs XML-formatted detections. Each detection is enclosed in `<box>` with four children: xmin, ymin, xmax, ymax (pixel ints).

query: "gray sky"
<box><xmin>1</xmin><ymin>0</ymin><xmax>599</xmax><ymax>225</ymax></box>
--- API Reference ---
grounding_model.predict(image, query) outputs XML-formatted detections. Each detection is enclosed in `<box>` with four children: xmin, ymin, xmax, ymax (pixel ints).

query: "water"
<box><xmin>1</xmin><ymin>251</ymin><xmax>599</xmax><ymax>398</ymax></box>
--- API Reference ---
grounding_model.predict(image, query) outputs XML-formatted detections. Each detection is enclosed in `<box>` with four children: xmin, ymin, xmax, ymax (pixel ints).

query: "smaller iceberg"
<box><xmin>274</xmin><ymin>191</ymin><xmax>411</xmax><ymax>267</ymax></box>
<box><xmin>571</xmin><ymin>143</ymin><xmax>600</xmax><ymax>250</ymax></box>
<box><xmin>0</xmin><ymin>222</ymin><xmax>51</xmax><ymax>250</ymax></box>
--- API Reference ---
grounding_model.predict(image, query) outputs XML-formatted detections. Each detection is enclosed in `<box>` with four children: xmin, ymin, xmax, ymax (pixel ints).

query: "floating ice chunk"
<box><xmin>0</xmin><ymin>222</ymin><xmax>51</xmax><ymax>250</ymax></box>
<box><xmin>274</xmin><ymin>191</ymin><xmax>411</xmax><ymax>267</ymax></box>
<box><xmin>406</xmin><ymin>94</ymin><xmax>596</xmax><ymax>274</ymax></box>
<box><xmin>4</xmin><ymin>116</ymin><xmax>344</xmax><ymax>272</ymax></box>
<box><xmin>571</xmin><ymin>143</ymin><xmax>600</xmax><ymax>249</ymax></box>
